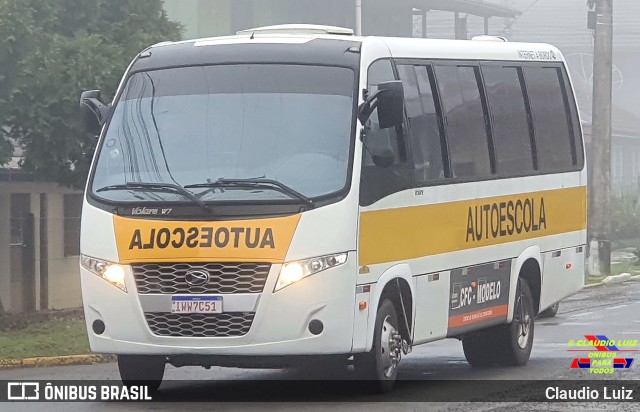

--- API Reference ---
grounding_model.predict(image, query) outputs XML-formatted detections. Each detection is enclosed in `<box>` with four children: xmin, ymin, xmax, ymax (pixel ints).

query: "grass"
<box><xmin>0</xmin><ymin>318</ymin><xmax>90</xmax><ymax>360</ymax></box>
<box><xmin>585</xmin><ymin>274</ymin><xmax>608</xmax><ymax>285</ymax></box>
<box><xmin>611</xmin><ymin>239</ymin><xmax>640</xmax><ymax>250</ymax></box>
<box><xmin>611</xmin><ymin>260</ymin><xmax>640</xmax><ymax>276</ymax></box>
<box><xmin>591</xmin><ymin>238</ymin><xmax>640</xmax><ymax>279</ymax></box>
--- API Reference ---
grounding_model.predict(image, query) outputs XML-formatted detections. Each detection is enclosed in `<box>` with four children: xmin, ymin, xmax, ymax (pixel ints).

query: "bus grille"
<box><xmin>145</xmin><ymin>312</ymin><xmax>255</xmax><ymax>337</ymax></box>
<box><xmin>132</xmin><ymin>263</ymin><xmax>271</xmax><ymax>294</ymax></box>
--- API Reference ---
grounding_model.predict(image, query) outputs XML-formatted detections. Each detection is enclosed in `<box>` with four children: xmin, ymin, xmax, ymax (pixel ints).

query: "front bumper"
<box><xmin>81</xmin><ymin>255</ymin><xmax>358</xmax><ymax>356</ymax></box>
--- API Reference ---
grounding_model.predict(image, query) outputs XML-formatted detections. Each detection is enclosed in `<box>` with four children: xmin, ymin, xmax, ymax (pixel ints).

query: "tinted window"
<box><xmin>482</xmin><ymin>66</ymin><xmax>535</xmax><ymax>174</ymax></box>
<box><xmin>435</xmin><ymin>65</ymin><xmax>492</xmax><ymax>179</ymax></box>
<box><xmin>360</xmin><ymin>60</ymin><xmax>412</xmax><ymax>206</ymax></box>
<box><xmin>524</xmin><ymin>66</ymin><xmax>574</xmax><ymax>171</ymax></box>
<box><xmin>92</xmin><ymin>64</ymin><xmax>355</xmax><ymax>202</ymax></box>
<box><xmin>561</xmin><ymin>69</ymin><xmax>584</xmax><ymax>169</ymax></box>
<box><xmin>398</xmin><ymin>64</ymin><xmax>445</xmax><ymax>184</ymax></box>
<box><xmin>363</xmin><ymin>60</ymin><xmax>405</xmax><ymax>166</ymax></box>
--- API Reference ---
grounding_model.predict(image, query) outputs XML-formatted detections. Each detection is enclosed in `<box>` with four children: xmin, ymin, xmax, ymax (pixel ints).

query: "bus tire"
<box><xmin>461</xmin><ymin>331</ymin><xmax>500</xmax><ymax>367</ymax></box>
<box><xmin>298</xmin><ymin>355</ymin><xmax>349</xmax><ymax>378</ymax></box>
<box><xmin>354</xmin><ymin>298</ymin><xmax>401</xmax><ymax>393</ymax></box>
<box><xmin>117</xmin><ymin>355</ymin><xmax>165</xmax><ymax>392</ymax></box>
<box><xmin>462</xmin><ymin>278</ymin><xmax>535</xmax><ymax>367</ymax></box>
<box><xmin>539</xmin><ymin>302</ymin><xmax>560</xmax><ymax>318</ymax></box>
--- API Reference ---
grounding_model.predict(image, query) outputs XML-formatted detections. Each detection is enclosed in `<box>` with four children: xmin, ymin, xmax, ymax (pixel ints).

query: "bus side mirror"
<box><xmin>358</xmin><ymin>81</ymin><xmax>405</xmax><ymax>129</ymax></box>
<box><xmin>376</xmin><ymin>81</ymin><xmax>404</xmax><ymax>129</ymax></box>
<box><xmin>80</xmin><ymin>90</ymin><xmax>111</xmax><ymax>135</ymax></box>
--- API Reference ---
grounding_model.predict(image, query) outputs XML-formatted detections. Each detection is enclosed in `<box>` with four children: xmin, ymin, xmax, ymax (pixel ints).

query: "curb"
<box><xmin>0</xmin><ymin>354</ymin><xmax>116</xmax><ymax>370</ymax></box>
<box><xmin>602</xmin><ymin>273</ymin><xmax>632</xmax><ymax>285</ymax></box>
<box><xmin>585</xmin><ymin>273</ymin><xmax>640</xmax><ymax>288</ymax></box>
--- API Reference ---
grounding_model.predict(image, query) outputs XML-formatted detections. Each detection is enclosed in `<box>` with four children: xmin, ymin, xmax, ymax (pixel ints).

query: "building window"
<box><xmin>612</xmin><ymin>144</ymin><xmax>623</xmax><ymax>179</ymax></box>
<box><xmin>633</xmin><ymin>149</ymin><xmax>640</xmax><ymax>179</ymax></box>
<box><xmin>64</xmin><ymin>194</ymin><xmax>83</xmax><ymax>257</ymax></box>
<box><xmin>10</xmin><ymin>194</ymin><xmax>30</xmax><ymax>245</ymax></box>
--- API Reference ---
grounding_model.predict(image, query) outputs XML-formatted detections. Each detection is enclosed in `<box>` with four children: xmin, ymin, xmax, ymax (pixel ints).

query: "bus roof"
<box><xmin>148</xmin><ymin>31</ymin><xmax>563</xmax><ymax>64</ymax></box>
<box><xmin>380</xmin><ymin>36</ymin><xmax>562</xmax><ymax>62</ymax></box>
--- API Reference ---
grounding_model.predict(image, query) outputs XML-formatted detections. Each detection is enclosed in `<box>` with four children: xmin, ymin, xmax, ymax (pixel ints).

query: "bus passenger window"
<box><xmin>397</xmin><ymin>64</ymin><xmax>445</xmax><ymax>185</ymax></box>
<box><xmin>524</xmin><ymin>66</ymin><xmax>574</xmax><ymax>171</ymax></box>
<box><xmin>482</xmin><ymin>66</ymin><xmax>535</xmax><ymax>175</ymax></box>
<box><xmin>360</xmin><ymin>59</ymin><xmax>412</xmax><ymax>206</ymax></box>
<box><xmin>435</xmin><ymin>65</ymin><xmax>492</xmax><ymax>180</ymax></box>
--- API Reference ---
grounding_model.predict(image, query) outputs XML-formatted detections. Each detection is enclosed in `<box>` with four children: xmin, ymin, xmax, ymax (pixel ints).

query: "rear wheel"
<box><xmin>354</xmin><ymin>299</ymin><xmax>402</xmax><ymax>393</ymax></box>
<box><xmin>117</xmin><ymin>355</ymin><xmax>166</xmax><ymax>392</ymax></box>
<box><xmin>462</xmin><ymin>278</ymin><xmax>535</xmax><ymax>367</ymax></box>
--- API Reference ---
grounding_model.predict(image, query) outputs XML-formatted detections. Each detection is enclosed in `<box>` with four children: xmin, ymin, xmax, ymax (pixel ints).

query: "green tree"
<box><xmin>0</xmin><ymin>0</ymin><xmax>181</xmax><ymax>187</ymax></box>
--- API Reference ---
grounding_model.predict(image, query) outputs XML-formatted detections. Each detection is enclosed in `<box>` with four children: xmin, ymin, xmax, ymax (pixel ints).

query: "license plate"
<box><xmin>171</xmin><ymin>296</ymin><xmax>223</xmax><ymax>314</ymax></box>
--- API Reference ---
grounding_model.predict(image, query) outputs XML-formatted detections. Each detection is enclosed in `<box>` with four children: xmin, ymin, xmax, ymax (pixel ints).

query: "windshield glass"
<box><xmin>91</xmin><ymin>64</ymin><xmax>355</xmax><ymax>203</ymax></box>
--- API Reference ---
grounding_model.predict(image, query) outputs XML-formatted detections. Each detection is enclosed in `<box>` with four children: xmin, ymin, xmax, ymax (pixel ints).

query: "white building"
<box><xmin>0</xmin><ymin>143</ymin><xmax>83</xmax><ymax>313</ymax></box>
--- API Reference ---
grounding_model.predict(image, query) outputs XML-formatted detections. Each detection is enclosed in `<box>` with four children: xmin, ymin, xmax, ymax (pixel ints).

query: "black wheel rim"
<box><xmin>514</xmin><ymin>287</ymin><xmax>532</xmax><ymax>349</ymax></box>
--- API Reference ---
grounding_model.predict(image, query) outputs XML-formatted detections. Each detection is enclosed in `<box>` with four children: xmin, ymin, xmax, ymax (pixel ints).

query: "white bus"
<box><xmin>79</xmin><ymin>25</ymin><xmax>586</xmax><ymax>392</ymax></box>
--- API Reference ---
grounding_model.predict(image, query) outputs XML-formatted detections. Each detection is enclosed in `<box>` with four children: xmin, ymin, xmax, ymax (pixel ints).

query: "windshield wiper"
<box><xmin>96</xmin><ymin>182</ymin><xmax>213</xmax><ymax>213</ymax></box>
<box><xmin>185</xmin><ymin>178</ymin><xmax>315</xmax><ymax>209</ymax></box>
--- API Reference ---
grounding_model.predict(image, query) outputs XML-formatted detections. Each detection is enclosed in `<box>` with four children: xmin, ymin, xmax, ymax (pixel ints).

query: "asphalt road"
<box><xmin>1</xmin><ymin>278</ymin><xmax>639</xmax><ymax>411</ymax></box>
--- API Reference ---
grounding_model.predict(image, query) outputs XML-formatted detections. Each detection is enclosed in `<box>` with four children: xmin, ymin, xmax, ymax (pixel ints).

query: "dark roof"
<box><xmin>580</xmin><ymin>105</ymin><xmax>640</xmax><ymax>137</ymax></box>
<box><xmin>414</xmin><ymin>0</ymin><xmax>520</xmax><ymax>18</ymax></box>
<box><xmin>613</xmin><ymin>106</ymin><xmax>640</xmax><ymax>136</ymax></box>
<box><xmin>133</xmin><ymin>38</ymin><xmax>362</xmax><ymax>73</ymax></box>
<box><xmin>0</xmin><ymin>168</ymin><xmax>32</xmax><ymax>182</ymax></box>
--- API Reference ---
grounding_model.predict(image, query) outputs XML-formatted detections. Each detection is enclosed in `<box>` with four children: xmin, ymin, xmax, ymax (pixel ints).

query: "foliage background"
<box><xmin>0</xmin><ymin>0</ymin><xmax>181</xmax><ymax>187</ymax></box>
<box><xmin>611</xmin><ymin>195</ymin><xmax>640</xmax><ymax>241</ymax></box>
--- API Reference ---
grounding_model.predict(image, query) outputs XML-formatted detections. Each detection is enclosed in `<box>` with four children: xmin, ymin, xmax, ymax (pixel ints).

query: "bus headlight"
<box><xmin>81</xmin><ymin>255</ymin><xmax>128</xmax><ymax>292</ymax></box>
<box><xmin>275</xmin><ymin>253</ymin><xmax>348</xmax><ymax>292</ymax></box>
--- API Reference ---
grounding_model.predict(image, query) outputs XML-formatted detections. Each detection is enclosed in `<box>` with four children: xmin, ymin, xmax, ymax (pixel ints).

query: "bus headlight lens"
<box><xmin>280</xmin><ymin>263</ymin><xmax>305</xmax><ymax>285</ymax></box>
<box><xmin>81</xmin><ymin>256</ymin><xmax>127</xmax><ymax>292</ymax></box>
<box><xmin>275</xmin><ymin>253</ymin><xmax>348</xmax><ymax>292</ymax></box>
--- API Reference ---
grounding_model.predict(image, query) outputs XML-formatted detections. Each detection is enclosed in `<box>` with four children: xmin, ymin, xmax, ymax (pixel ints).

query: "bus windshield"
<box><xmin>91</xmin><ymin>64</ymin><xmax>356</xmax><ymax>204</ymax></box>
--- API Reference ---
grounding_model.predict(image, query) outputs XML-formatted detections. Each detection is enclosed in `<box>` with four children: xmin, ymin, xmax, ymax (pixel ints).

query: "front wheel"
<box><xmin>117</xmin><ymin>355</ymin><xmax>166</xmax><ymax>392</ymax></box>
<box><xmin>462</xmin><ymin>278</ymin><xmax>535</xmax><ymax>367</ymax></box>
<box><xmin>506</xmin><ymin>279</ymin><xmax>535</xmax><ymax>365</ymax></box>
<box><xmin>354</xmin><ymin>299</ymin><xmax>402</xmax><ymax>393</ymax></box>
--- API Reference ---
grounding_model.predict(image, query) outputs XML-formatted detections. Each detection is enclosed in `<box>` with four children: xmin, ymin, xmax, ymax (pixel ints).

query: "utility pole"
<box><xmin>355</xmin><ymin>0</ymin><xmax>363</xmax><ymax>35</ymax></box>
<box><xmin>589</xmin><ymin>0</ymin><xmax>613</xmax><ymax>276</ymax></box>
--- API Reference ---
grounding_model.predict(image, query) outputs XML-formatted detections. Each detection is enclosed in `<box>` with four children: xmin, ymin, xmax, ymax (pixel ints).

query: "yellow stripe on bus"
<box><xmin>359</xmin><ymin>186</ymin><xmax>587</xmax><ymax>266</ymax></box>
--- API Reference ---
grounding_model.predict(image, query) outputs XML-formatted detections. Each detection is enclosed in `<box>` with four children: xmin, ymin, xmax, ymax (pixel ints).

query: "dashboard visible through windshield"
<box><xmin>90</xmin><ymin>64</ymin><xmax>356</xmax><ymax>207</ymax></box>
